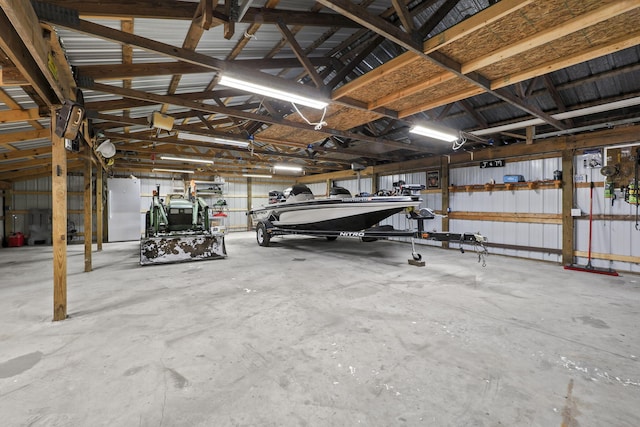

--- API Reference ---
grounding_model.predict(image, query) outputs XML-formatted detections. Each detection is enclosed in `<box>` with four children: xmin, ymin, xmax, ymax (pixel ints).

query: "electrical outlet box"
<box><xmin>571</xmin><ymin>208</ymin><xmax>582</xmax><ymax>217</ymax></box>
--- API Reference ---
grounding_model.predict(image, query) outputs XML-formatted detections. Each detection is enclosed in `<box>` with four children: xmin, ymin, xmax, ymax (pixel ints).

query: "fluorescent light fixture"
<box><xmin>160</xmin><ymin>155</ymin><xmax>214</xmax><ymax>164</ymax></box>
<box><xmin>177</xmin><ymin>132</ymin><xmax>250</xmax><ymax>148</ymax></box>
<box><xmin>410</xmin><ymin>125</ymin><xmax>459</xmax><ymax>142</ymax></box>
<box><xmin>219</xmin><ymin>75</ymin><xmax>328</xmax><ymax>110</ymax></box>
<box><xmin>152</xmin><ymin>168</ymin><xmax>194</xmax><ymax>174</ymax></box>
<box><xmin>243</xmin><ymin>173</ymin><xmax>273</xmax><ymax>178</ymax></box>
<box><xmin>273</xmin><ymin>165</ymin><xmax>303</xmax><ymax>172</ymax></box>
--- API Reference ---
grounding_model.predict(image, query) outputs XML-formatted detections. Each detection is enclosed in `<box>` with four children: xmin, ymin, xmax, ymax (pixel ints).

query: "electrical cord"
<box><xmin>452</xmin><ymin>132</ymin><xmax>467</xmax><ymax>150</ymax></box>
<box><xmin>292</xmin><ymin>103</ymin><xmax>328</xmax><ymax>130</ymax></box>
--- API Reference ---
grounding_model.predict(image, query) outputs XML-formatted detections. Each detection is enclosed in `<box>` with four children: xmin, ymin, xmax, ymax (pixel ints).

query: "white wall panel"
<box><xmin>515</xmin><ymin>188</ymin><xmax>530</xmax><ymax>212</ymax></box>
<box><xmin>542</xmin><ymin>188</ymin><xmax>561</xmax><ymax>214</ymax></box>
<box><xmin>306</xmin><ymin>182</ymin><xmax>327</xmax><ymax>197</ymax></box>
<box><xmin>378</xmin><ymin>172</ymin><xmax>426</xmax><ymax>192</ymax></box>
<box><xmin>528</xmin><ymin>223</ymin><xmax>544</xmax><ymax>260</ymax></box>
<box><xmin>450</xmin><ymin>158</ymin><xmax>561</xmax><ymax>186</ymax></box>
<box><xmin>421</xmin><ymin>192</ymin><xmax>442</xmax><ymax>211</ymax></box>
<box><xmin>334</xmin><ymin>177</ymin><xmax>372</xmax><ymax>195</ymax></box>
<box><xmin>502</xmin><ymin>190</ymin><xmax>517</xmax><ymax>213</ymax></box>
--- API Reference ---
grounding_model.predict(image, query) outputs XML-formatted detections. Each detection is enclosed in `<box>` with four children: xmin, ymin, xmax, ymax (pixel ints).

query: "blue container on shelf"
<box><xmin>503</xmin><ymin>175</ymin><xmax>525</xmax><ymax>183</ymax></box>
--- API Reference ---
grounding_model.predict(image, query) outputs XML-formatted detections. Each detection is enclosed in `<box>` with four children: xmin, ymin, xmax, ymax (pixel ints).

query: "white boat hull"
<box><xmin>249</xmin><ymin>196</ymin><xmax>420</xmax><ymax>231</ymax></box>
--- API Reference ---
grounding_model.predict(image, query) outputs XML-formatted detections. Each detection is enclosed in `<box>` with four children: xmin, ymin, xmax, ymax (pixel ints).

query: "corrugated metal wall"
<box><xmin>334</xmin><ymin>177</ymin><xmax>372</xmax><ymax>195</ymax></box>
<box><xmin>306</xmin><ymin>182</ymin><xmax>327</xmax><ymax>197</ymax></box>
<box><xmin>572</xmin><ymin>149</ymin><xmax>640</xmax><ymax>274</ymax></box>
<box><xmin>450</xmin><ymin>158</ymin><xmax>562</xmax><ymax>262</ymax></box>
<box><xmin>249</xmin><ymin>177</ymin><xmax>298</xmax><ymax>230</ymax></box>
<box><xmin>3</xmin><ymin>155</ymin><xmax>639</xmax><ymax>274</ymax></box>
<box><xmin>9</xmin><ymin>175</ymin><xmax>91</xmax><ymax>244</ymax></box>
<box><xmin>378</xmin><ymin>172</ymin><xmax>428</xmax><ymax>238</ymax></box>
<box><xmin>450</xmin><ymin>157</ymin><xmax>561</xmax><ymax>185</ymax></box>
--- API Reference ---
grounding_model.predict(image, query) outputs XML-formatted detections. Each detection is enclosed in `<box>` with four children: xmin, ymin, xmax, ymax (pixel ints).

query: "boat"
<box><xmin>248</xmin><ymin>183</ymin><xmax>489</xmax><ymax>267</ymax></box>
<box><xmin>248</xmin><ymin>183</ymin><xmax>424</xmax><ymax>232</ymax></box>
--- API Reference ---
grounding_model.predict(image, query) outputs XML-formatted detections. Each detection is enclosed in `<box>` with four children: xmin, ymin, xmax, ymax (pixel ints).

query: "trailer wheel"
<box><xmin>326</xmin><ymin>236</ymin><xmax>338</xmax><ymax>241</ymax></box>
<box><xmin>256</xmin><ymin>222</ymin><xmax>271</xmax><ymax>247</ymax></box>
<box><xmin>412</xmin><ymin>252</ymin><xmax>422</xmax><ymax>261</ymax></box>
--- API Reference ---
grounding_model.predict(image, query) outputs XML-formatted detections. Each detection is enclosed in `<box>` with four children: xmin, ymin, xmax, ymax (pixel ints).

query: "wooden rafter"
<box><xmin>0</xmin><ymin>128</ymin><xmax>50</xmax><ymax>147</ymax></box>
<box><xmin>493</xmin><ymin>29</ymin><xmax>640</xmax><ymax>90</ymax></box>
<box><xmin>0</xmin><ymin>108</ymin><xmax>43</xmax><ymax>123</ymax></box>
<box><xmin>37</xmin><ymin>0</ymin><xmax>363</xmax><ymax>28</ymax></box>
<box><xmin>276</xmin><ymin>19</ymin><xmax>324</xmax><ymax>88</ymax></box>
<box><xmin>159</xmin><ymin>1</ymin><xmax>212</xmax><ymax>116</ymax></box>
<box><xmin>0</xmin><ymin>88</ymin><xmax>45</xmax><ymax>131</ymax></box>
<box><xmin>0</xmin><ymin>9</ymin><xmax>58</xmax><ymax>105</ymax></box>
<box><xmin>317</xmin><ymin>0</ymin><xmax>566</xmax><ymax>130</ymax></box>
<box><xmin>35</xmin><ymin>12</ymin><xmax>327</xmax><ymax>105</ymax></box>
<box><xmin>422</xmin><ymin>0</ymin><xmax>534</xmax><ymax>53</ymax></box>
<box><xmin>391</xmin><ymin>0</ymin><xmax>414</xmax><ymax>33</ymax></box>
<box><xmin>458</xmin><ymin>99</ymin><xmax>488</xmax><ymax>128</ymax></box>
<box><xmin>1</xmin><ymin>0</ymin><xmax>76</xmax><ymax>102</ymax></box>
<box><xmin>460</xmin><ymin>1</ymin><xmax>640</xmax><ymax>74</ymax></box>
<box><xmin>81</xmin><ymin>81</ymin><xmax>421</xmax><ymax>152</ymax></box>
<box><xmin>416</xmin><ymin>0</ymin><xmax>458</xmax><ymax>41</ymax></box>
<box><xmin>1</xmin><ymin>0</ymin><xmax>639</xmax><ymax>181</ymax></box>
<box><xmin>76</xmin><ymin>58</ymin><xmax>331</xmax><ymax>81</ymax></box>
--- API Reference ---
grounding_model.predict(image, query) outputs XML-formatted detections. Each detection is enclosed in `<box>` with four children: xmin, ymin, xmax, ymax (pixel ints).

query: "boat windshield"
<box><xmin>284</xmin><ymin>184</ymin><xmax>314</xmax><ymax>202</ymax></box>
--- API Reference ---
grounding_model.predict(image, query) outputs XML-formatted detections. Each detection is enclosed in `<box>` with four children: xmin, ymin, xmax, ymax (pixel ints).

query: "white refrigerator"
<box><xmin>107</xmin><ymin>178</ymin><xmax>141</xmax><ymax>242</ymax></box>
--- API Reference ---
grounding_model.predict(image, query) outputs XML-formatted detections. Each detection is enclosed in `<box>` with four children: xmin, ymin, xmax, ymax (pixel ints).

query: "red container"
<box><xmin>8</xmin><ymin>232</ymin><xmax>25</xmax><ymax>247</ymax></box>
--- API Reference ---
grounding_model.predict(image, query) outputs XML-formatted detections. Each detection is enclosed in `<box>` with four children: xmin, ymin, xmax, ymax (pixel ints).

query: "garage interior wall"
<box><xmin>303</xmin><ymin>151</ymin><xmax>640</xmax><ymax>274</ymax></box>
<box><xmin>9</xmin><ymin>175</ymin><xmax>90</xmax><ymax>243</ymax></box>
<box><xmin>3</xmin><ymin>150</ymin><xmax>640</xmax><ymax>273</ymax></box>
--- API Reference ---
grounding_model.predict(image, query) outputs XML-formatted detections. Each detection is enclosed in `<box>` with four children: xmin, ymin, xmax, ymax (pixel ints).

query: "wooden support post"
<box><xmin>3</xmin><ymin>188</ymin><xmax>12</xmax><ymax>242</ymax></box>
<box><xmin>51</xmin><ymin>112</ymin><xmax>67</xmax><ymax>321</ymax></box>
<box><xmin>441</xmin><ymin>157</ymin><xmax>450</xmax><ymax>250</ymax></box>
<box><xmin>526</xmin><ymin>126</ymin><xmax>535</xmax><ymax>145</ymax></box>
<box><xmin>561</xmin><ymin>149</ymin><xmax>575</xmax><ymax>266</ymax></box>
<box><xmin>246</xmin><ymin>176</ymin><xmax>252</xmax><ymax>231</ymax></box>
<box><xmin>84</xmin><ymin>153</ymin><xmax>92</xmax><ymax>272</ymax></box>
<box><xmin>96</xmin><ymin>168</ymin><xmax>103</xmax><ymax>251</ymax></box>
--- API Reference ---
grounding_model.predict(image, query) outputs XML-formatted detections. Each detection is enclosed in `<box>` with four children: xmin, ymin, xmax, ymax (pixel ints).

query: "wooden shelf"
<box><xmin>449</xmin><ymin>180</ymin><xmax>561</xmax><ymax>193</ymax></box>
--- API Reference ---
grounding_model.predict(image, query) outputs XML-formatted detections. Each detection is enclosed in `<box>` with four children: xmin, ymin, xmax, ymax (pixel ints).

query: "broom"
<box><xmin>564</xmin><ymin>180</ymin><xmax>619</xmax><ymax>276</ymax></box>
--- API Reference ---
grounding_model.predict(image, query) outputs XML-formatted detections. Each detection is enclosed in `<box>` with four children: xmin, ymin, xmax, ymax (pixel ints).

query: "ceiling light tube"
<box><xmin>243</xmin><ymin>173</ymin><xmax>273</xmax><ymax>178</ymax></box>
<box><xmin>219</xmin><ymin>75</ymin><xmax>328</xmax><ymax>110</ymax></box>
<box><xmin>410</xmin><ymin>125</ymin><xmax>459</xmax><ymax>142</ymax></box>
<box><xmin>273</xmin><ymin>165</ymin><xmax>303</xmax><ymax>172</ymax></box>
<box><xmin>177</xmin><ymin>132</ymin><xmax>250</xmax><ymax>148</ymax></box>
<box><xmin>160</xmin><ymin>155</ymin><xmax>214</xmax><ymax>164</ymax></box>
<box><xmin>152</xmin><ymin>168</ymin><xmax>194</xmax><ymax>174</ymax></box>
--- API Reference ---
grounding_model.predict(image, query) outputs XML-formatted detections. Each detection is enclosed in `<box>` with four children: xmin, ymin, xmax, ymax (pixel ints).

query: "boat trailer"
<box><xmin>253</xmin><ymin>209</ymin><xmax>488</xmax><ymax>267</ymax></box>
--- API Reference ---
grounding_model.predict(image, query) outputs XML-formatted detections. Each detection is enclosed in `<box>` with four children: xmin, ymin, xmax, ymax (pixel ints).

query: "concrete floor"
<box><xmin>0</xmin><ymin>232</ymin><xmax>639</xmax><ymax>426</ymax></box>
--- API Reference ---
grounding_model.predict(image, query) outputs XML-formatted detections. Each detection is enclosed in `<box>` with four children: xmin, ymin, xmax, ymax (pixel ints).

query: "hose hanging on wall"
<box><xmin>564</xmin><ymin>180</ymin><xmax>619</xmax><ymax>276</ymax></box>
<box><xmin>635</xmin><ymin>147</ymin><xmax>639</xmax><ymax>230</ymax></box>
